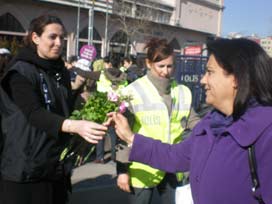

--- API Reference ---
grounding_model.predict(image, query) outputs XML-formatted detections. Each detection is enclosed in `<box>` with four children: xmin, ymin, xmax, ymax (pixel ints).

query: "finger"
<box><xmin>107</xmin><ymin>112</ymin><xmax>116</xmax><ymax>117</ymax></box>
<box><xmin>103</xmin><ymin>117</ymin><xmax>113</xmax><ymax>126</ymax></box>
<box><xmin>82</xmin><ymin>136</ymin><xmax>99</xmax><ymax>144</ymax></box>
<box><xmin>115</xmin><ymin>114</ymin><xmax>127</xmax><ymax>126</ymax></box>
<box><xmin>124</xmin><ymin>184</ymin><xmax>131</xmax><ymax>192</ymax></box>
<box><xmin>89</xmin><ymin>129</ymin><xmax>107</xmax><ymax>136</ymax></box>
<box><xmin>116</xmin><ymin>112</ymin><xmax>125</xmax><ymax>120</ymax></box>
<box><xmin>82</xmin><ymin>134</ymin><xmax>103</xmax><ymax>143</ymax></box>
<box><xmin>89</xmin><ymin>123</ymin><xmax>108</xmax><ymax>131</ymax></box>
<box><xmin>111</xmin><ymin>112</ymin><xmax>119</xmax><ymax>122</ymax></box>
<box><xmin>117</xmin><ymin>184</ymin><xmax>123</xmax><ymax>191</ymax></box>
<box><xmin>120</xmin><ymin>184</ymin><xmax>129</xmax><ymax>192</ymax></box>
<box><xmin>88</xmin><ymin>135</ymin><xmax>103</xmax><ymax>141</ymax></box>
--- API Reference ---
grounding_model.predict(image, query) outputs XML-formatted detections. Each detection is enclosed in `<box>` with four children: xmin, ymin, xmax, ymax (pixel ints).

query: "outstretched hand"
<box><xmin>106</xmin><ymin>112</ymin><xmax>135</xmax><ymax>145</ymax></box>
<box><xmin>75</xmin><ymin>120</ymin><xmax>107</xmax><ymax>144</ymax></box>
<box><xmin>62</xmin><ymin>119</ymin><xmax>107</xmax><ymax>144</ymax></box>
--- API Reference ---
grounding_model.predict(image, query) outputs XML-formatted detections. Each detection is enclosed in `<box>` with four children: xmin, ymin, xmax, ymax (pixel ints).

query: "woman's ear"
<box><xmin>32</xmin><ymin>32</ymin><xmax>40</xmax><ymax>45</ymax></box>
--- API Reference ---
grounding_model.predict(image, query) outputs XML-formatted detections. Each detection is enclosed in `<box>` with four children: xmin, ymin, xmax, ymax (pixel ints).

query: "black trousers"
<box><xmin>128</xmin><ymin>173</ymin><xmax>179</xmax><ymax>204</ymax></box>
<box><xmin>0</xmin><ymin>178</ymin><xmax>70</xmax><ymax>204</ymax></box>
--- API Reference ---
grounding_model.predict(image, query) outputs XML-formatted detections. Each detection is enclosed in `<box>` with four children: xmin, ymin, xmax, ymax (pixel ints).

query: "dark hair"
<box><xmin>67</xmin><ymin>55</ymin><xmax>78</xmax><ymax>64</ymax></box>
<box><xmin>144</xmin><ymin>38</ymin><xmax>174</xmax><ymax>63</ymax></box>
<box><xmin>207</xmin><ymin>38</ymin><xmax>272</xmax><ymax>118</ymax></box>
<box><xmin>122</xmin><ymin>56</ymin><xmax>136</xmax><ymax>65</ymax></box>
<box><xmin>24</xmin><ymin>15</ymin><xmax>65</xmax><ymax>50</ymax></box>
<box><xmin>103</xmin><ymin>56</ymin><xmax>111</xmax><ymax>64</ymax></box>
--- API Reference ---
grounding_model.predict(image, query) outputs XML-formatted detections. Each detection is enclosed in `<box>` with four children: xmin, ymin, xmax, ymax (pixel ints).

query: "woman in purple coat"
<box><xmin>108</xmin><ymin>38</ymin><xmax>272</xmax><ymax>204</ymax></box>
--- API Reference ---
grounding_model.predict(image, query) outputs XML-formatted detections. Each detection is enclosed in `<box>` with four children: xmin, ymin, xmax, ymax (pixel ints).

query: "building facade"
<box><xmin>0</xmin><ymin>0</ymin><xmax>224</xmax><ymax>59</ymax></box>
<box><xmin>260</xmin><ymin>37</ymin><xmax>272</xmax><ymax>57</ymax></box>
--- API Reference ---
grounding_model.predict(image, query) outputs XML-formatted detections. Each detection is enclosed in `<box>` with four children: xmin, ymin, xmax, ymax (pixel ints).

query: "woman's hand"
<box><xmin>71</xmin><ymin>75</ymin><xmax>86</xmax><ymax>90</ymax></box>
<box><xmin>107</xmin><ymin>112</ymin><xmax>135</xmax><ymax>145</ymax></box>
<box><xmin>62</xmin><ymin>119</ymin><xmax>107</xmax><ymax>144</ymax></box>
<box><xmin>117</xmin><ymin>173</ymin><xmax>131</xmax><ymax>192</ymax></box>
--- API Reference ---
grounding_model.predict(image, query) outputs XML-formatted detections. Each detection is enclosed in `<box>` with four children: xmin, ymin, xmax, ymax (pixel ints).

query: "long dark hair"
<box><xmin>24</xmin><ymin>15</ymin><xmax>65</xmax><ymax>50</ymax></box>
<box><xmin>207</xmin><ymin>38</ymin><xmax>272</xmax><ymax>118</ymax></box>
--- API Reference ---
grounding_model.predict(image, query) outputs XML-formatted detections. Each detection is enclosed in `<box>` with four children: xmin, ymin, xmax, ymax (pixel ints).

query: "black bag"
<box><xmin>248</xmin><ymin>145</ymin><xmax>265</xmax><ymax>204</ymax></box>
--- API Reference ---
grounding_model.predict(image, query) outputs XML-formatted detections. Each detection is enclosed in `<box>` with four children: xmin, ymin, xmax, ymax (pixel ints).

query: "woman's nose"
<box><xmin>200</xmin><ymin>73</ymin><xmax>206</xmax><ymax>85</ymax></box>
<box><xmin>55</xmin><ymin>37</ymin><xmax>63</xmax><ymax>46</ymax></box>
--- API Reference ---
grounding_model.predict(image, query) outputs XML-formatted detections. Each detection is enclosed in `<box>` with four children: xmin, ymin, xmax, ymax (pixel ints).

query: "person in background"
<box><xmin>0</xmin><ymin>48</ymin><xmax>12</xmax><ymax>79</ymax></box>
<box><xmin>65</xmin><ymin>55</ymin><xmax>78</xmax><ymax>83</ymax></box>
<box><xmin>115</xmin><ymin>38</ymin><xmax>195</xmax><ymax>204</ymax></box>
<box><xmin>121</xmin><ymin>56</ymin><xmax>144</xmax><ymax>84</ymax></box>
<box><xmin>92</xmin><ymin>58</ymin><xmax>104</xmax><ymax>72</ymax></box>
<box><xmin>0</xmin><ymin>15</ymin><xmax>107</xmax><ymax>204</ymax></box>
<box><xmin>64</xmin><ymin>55</ymin><xmax>86</xmax><ymax>91</ymax></box>
<box><xmin>64</xmin><ymin>55</ymin><xmax>89</xmax><ymax>111</ymax></box>
<box><xmin>65</xmin><ymin>55</ymin><xmax>77</xmax><ymax>70</ymax></box>
<box><xmin>109</xmin><ymin>38</ymin><xmax>272</xmax><ymax>204</ymax></box>
<box><xmin>94</xmin><ymin>56</ymin><xmax>127</xmax><ymax>163</ymax></box>
<box><xmin>0</xmin><ymin>48</ymin><xmax>12</xmax><ymax>162</ymax></box>
<box><xmin>103</xmin><ymin>56</ymin><xmax>113</xmax><ymax>69</ymax></box>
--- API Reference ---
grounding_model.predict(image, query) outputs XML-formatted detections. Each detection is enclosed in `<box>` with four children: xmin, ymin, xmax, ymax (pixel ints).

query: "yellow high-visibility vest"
<box><xmin>123</xmin><ymin>75</ymin><xmax>192</xmax><ymax>188</ymax></box>
<box><xmin>96</xmin><ymin>70</ymin><xmax>127</xmax><ymax>93</ymax></box>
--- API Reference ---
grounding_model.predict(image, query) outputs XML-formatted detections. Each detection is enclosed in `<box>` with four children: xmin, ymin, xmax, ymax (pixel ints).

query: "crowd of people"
<box><xmin>1</xmin><ymin>13</ymin><xmax>272</xmax><ymax>204</ymax></box>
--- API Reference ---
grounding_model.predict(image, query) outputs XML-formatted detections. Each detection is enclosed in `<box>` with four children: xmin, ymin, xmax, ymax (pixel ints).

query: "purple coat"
<box><xmin>129</xmin><ymin>105</ymin><xmax>272</xmax><ymax>204</ymax></box>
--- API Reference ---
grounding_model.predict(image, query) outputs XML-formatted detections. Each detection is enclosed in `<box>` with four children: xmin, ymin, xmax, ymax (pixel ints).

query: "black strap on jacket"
<box><xmin>39</xmin><ymin>72</ymin><xmax>51</xmax><ymax>111</ymax></box>
<box><xmin>248</xmin><ymin>145</ymin><xmax>265</xmax><ymax>204</ymax></box>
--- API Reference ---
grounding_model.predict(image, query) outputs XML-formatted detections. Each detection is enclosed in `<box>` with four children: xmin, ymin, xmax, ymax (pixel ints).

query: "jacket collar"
<box><xmin>194</xmin><ymin>106</ymin><xmax>272</xmax><ymax>147</ymax></box>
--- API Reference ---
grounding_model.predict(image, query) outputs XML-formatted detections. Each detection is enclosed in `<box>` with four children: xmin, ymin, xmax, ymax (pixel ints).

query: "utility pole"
<box><xmin>76</xmin><ymin>0</ymin><xmax>81</xmax><ymax>55</ymax></box>
<box><xmin>88</xmin><ymin>0</ymin><xmax>95</xmax><ymax>45</ymax></box>
<box><xmin>104</xmin><ymin>0</ymin><xmax>109</xmax><ymax>56</ymax></box>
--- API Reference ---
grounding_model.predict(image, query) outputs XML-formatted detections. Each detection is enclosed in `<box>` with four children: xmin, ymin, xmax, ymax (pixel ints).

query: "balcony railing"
<box><xmin>35</xmin><ymin>0</ymin><xmax>113</xmax><ymax>13</ymax></box>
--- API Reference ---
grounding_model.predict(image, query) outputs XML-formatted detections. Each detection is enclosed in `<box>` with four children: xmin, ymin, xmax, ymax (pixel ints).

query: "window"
<box><xmin>0</xmin><ymin>13</ymin><xmax>25</xmax><ymax>32</ymax></box>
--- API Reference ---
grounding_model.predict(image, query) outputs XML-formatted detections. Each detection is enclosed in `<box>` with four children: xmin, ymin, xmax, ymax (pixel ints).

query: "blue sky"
<box><xmin>222</xmin><ymin>0</ymin><xmax>272</xmax><ymax>37</ymax></box>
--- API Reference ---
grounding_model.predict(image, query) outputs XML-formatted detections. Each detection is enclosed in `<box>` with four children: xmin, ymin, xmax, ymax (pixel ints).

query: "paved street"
<box><xmin>68</xmin><ymin>161</ymin><xmax>129</xmax><ymax>204</ymax></box>
<box><xmin>69</xmin><ymin>160</ymin><xmax>161</xmax><ymax>204</ymax></box>
<box><xmin>68</xmin><ymin>137</ymin><xmax>161</xmax><ymax>204</ymax></box>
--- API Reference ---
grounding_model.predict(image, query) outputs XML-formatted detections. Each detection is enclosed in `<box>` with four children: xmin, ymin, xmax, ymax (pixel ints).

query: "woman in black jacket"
<box><xmin>0</xmin><ymin>15</ymin><xmax>107</xmax><ymax>204</ymax></box>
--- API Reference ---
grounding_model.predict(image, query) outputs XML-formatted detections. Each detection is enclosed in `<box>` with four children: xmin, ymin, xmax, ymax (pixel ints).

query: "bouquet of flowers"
<box><xmin>60</xmin><ymin>91</ymin><xmax>131</xmax><ymax>166</ymax></box>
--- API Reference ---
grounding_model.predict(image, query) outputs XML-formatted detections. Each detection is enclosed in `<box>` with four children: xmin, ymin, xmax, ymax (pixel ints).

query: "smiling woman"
<box><xmin>200</xmin><ymin>54</ymin><xmax>237</xmax><ymax>116</ymax></box>
<box><xmin>32</xmin><ymin>23</ymin><xmax>65</xmax><ymax>59</ymax></box>
<box><xmin>0</xmin><ymin>15</ymin><xmax>107</xmax><ymax>204</ymax></box>
<box><xmin>109</xmin><ymin>38</ymin><xmax>272</xmax><ymax>204</ymax></box>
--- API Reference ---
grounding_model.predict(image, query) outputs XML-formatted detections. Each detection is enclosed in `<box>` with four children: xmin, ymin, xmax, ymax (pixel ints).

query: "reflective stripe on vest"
<box><xmin>125</xmin><ymin>76</ymin><xmax>192</xmax><ymax>188</ymax></box>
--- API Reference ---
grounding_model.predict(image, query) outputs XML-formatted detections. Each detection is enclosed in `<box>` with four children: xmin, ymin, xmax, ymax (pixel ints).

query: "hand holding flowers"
<box><xmin>61</xmin><ymin>91</ymin><xmax>132</xmax><ymax>166</ymax></box>
<box><xmin>106</xmin><ymin>112</ymin><xmax>135</xmax><ymax>146</ymax></box>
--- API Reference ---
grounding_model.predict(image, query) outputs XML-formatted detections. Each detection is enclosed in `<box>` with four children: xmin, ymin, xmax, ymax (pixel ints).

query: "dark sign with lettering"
<box><xmin>174</xmin><ymin>55</ymin><xmax>208</xmax><ymax>110</ymax></box>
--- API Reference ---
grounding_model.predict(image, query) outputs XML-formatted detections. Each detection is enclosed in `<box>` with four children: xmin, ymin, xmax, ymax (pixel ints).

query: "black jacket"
<box><xmin>0</xmin><ymin>47</ymin><xmax>73</xmax><ymax>182</ymax></box>
<box><xmin>126</xmin><ymin>64</ymin><xmax>145</xmax><ymax>83</ymax></box>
